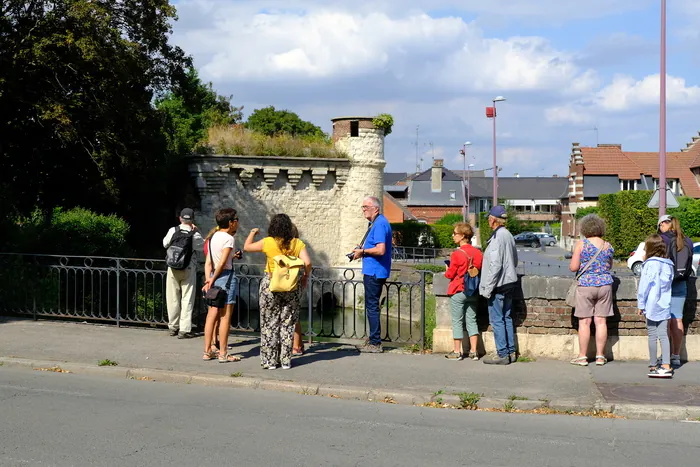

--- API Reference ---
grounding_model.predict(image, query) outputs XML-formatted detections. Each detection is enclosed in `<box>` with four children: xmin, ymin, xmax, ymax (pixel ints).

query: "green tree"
<box><xmin>0</xmin><ymin>0</ymin><xmax>190</xmax><ymax>253</ymax></box>
<box><xmin>245</xmin><ymin>106</ymin><xmax>325</xmax><ymax>138</ymax></box>
<box><xmin>156</xmin><ymin>68</ymin><xmax>243</xmax><ymax>155</ymax></box>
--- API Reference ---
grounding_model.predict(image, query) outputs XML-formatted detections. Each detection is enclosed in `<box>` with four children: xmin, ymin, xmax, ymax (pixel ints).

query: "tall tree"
<box><xmin>0</xmin><ymin>0</ymin><xmax>190</xmax><ymax>219</ymax></box>
<box><xmin>245</xmin><ymin>106</ymin><xmax>325</xmax><ymax>138</ymax></box>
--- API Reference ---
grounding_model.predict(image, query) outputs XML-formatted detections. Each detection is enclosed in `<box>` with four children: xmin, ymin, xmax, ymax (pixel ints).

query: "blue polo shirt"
<box><xmin>362</xmin><ymin>214</ymin><xmax>392</xmax><ymax>279</ymax></box>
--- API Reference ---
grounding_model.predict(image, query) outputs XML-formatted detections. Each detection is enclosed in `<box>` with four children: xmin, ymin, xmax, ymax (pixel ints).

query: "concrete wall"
<box><xmin>432</xmin><ymin>274</ymin><xmax>700</xmax><ymax>361</ymax></box>
<box><xmin>188</xmin><ymin>117</ymin><xmax>385</xmax><ymax>266</ymax></box>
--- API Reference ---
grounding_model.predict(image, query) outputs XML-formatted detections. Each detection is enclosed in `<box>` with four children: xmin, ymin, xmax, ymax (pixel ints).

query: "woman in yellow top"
<box><xmin>244</xmin><ymin>214</ymin><xmax>312</xmax><ymax>370</ymax></box>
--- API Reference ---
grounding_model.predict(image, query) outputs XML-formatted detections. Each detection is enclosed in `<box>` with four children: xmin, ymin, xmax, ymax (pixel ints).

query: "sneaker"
<box><xmin>177</xmin><ymin>332</ymin><xmax>195</xmax><ymax>339</ymax></box>
<box><xmin>648</xmin><ymin>367</ymin><xmax>673</xmax><ymax>378</ymax></box>
<box><xmin>468</xmin><ymin>352</ymin><xmax>479</xmax><ymax>361</ymax></box>
<box><xmin>357</xmin><ymin>342</ymin><xmax>383</xmax><ymax>353</ymax></box>
<box><xmin>168</xmin><ymin>329</ymin><xmax>179</xmax><ymax>337</ymax></box>
<box><xmin>281</xmin><ymin>363</ymin><xmax>292</xmax><ymax>370</ymax></box>
<box><xmin>671</xmin><ymin>354</ymin><xmax>681</xmax><ymax>367</ymax></box>
<box><xmin>509</xmin><ymin>352</ymin><xmax>518</xmax><ymax>363</ymax></box>
<box><xmin>265</xmin><ymin>364</ymin><xmax>278</xmax><ymax>370</ymax></box>
<box><xmin>445</xmin><ymin>352</ymin><xmax>463</xmax><ymax>361</ymax></box>
<box><xmin>483</xmin><ymin>354</ymin><xmax>510</xmax><ymax>365</ymax></box>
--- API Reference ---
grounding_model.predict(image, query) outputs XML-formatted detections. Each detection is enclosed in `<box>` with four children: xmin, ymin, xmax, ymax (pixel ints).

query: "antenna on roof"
<box><xmin>583</xmin><ymin>126</ymin><xmax>599</xmax><ymax>146</ymax></box>
<box><xmin>412</xmin><ymin>125</ymin><xmax>420</xmax><ymax>173</ymax></box>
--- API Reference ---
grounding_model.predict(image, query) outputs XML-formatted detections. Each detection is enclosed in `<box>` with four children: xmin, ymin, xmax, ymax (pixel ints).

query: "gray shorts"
<box><xmin>574</xmin><ymin>285</ymin><xmax>613</xmax><ymax>318</ymax></box>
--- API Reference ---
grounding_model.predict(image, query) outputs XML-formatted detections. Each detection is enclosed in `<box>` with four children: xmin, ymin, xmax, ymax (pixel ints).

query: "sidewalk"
<box><xmin>1</xmin><ymin>318</ymin><xmax>699</xmax><ymax>420</ymax></box>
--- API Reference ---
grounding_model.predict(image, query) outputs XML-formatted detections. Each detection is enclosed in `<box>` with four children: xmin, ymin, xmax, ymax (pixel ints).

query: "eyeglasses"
<box><xmin>231</xmin><ymin>218</ymin><xmax>239</xmax><ymax>222</ymax></box>
<box><xmin>361</xmin><ymin>206</ymin><xmax>375</xmax><ymax>211</ymax></box>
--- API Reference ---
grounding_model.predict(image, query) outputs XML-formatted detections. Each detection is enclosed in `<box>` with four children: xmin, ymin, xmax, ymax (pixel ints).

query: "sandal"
<box><xmin>292</xmin><ymin>347</ymin><xmax>304</xmax><ymax>356</ymax></box>
<box><xmin>570</xmin><ymin>356</ymin><xmax>588</xmax><ymax>366</ymax></box>
<box><xmin>218</xmin><ymin>353</ymin><xmax>241</xmax><ymax>363</ymax></box>
<box><xmin>202</xmin><ymin>351</ymin><xmax>217</xmax><ymax>361</ymax></box>
<box><xmin>595</xmin><ymin>355</ymin><xmax>607</xmax><ymax>366</ymax></box>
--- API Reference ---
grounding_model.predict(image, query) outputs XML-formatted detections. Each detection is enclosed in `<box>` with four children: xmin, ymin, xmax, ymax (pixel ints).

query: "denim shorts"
<box><xmin>213</xmin><ymin>270</ymin><xmax>238</xmax><ymax>305</ymax></box>
<box><xmin>670</xmin><ymin>280</ymin><xmax>687</xmax><ymax>320</ymax></box>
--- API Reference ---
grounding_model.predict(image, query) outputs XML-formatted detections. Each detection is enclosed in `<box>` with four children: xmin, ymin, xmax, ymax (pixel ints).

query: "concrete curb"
<box><xmin>1</xmin><ymin>356</ymin><xmax>695</xmax><ymax>420</ymax></box>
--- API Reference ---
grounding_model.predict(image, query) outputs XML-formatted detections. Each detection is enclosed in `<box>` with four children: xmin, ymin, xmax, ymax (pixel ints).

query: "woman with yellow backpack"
<box><xmin>244</xmin><ymin>214</ymin><xmax>312</xmax><ymax>370</ymax></box>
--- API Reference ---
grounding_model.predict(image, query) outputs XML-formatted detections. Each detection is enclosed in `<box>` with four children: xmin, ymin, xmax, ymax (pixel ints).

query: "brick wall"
<box><xmin>407</xmin><ymin>206</ymin><xmax>467</xmax><ymax>223</ymax></box>
<box><xmin>383</xmin><ymin>194</ymin><xmax>406</xmax><ymax>223</ymax></box>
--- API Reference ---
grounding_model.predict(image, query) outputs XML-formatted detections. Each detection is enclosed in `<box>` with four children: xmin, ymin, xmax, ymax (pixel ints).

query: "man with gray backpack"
<box><xmin>163</xmin><ymin>208</ymin><xmax>204</xmax><ymax>339</ymax></box>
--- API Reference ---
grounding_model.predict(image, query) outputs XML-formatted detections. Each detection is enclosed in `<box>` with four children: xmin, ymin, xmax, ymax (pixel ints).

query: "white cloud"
<box><xmin>545</xmin><ymin>105</ymin><xmax>593</xmax><ymax>125</ymax></box>
<box><xmin>594</xmin><ymin>74</ymin><xmax>700</xmax><ymax>111</ymax></box>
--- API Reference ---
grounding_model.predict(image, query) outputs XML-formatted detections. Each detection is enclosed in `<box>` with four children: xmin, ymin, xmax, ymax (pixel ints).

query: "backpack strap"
<box><xmin>576</xmin><ymin>241</ymin><xmax>608</xmax><ymax>280</ymax></box>
<box><xmin>455</xmin><ymin>248</ymin><xmax>473</xmax><ymax>272</ymax></box>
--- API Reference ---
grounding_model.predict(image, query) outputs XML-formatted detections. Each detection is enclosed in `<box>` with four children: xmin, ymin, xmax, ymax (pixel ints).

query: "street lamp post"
<box><xmin>459</xmin><ymin>142</ymin><xmax>472</xmax><ymax>222</ymax></box>
<box><xmin>659</xmin><ymin>0</ymin><xmax>667</xmax><ymax>216</ymax></box>
<box><xmin>467</xmin><ymin>163</ymin><xmax>475</xmax><ymax>224</ymax></box>
<box><xmin>487</xmin><ymin>96</ymin><xmax>506</xmax><ymax>207</ymax></box>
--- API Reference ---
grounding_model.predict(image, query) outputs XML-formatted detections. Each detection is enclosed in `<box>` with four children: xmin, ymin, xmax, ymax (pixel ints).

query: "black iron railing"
<box><xmin>0</xmin><ymin>253</ymin><xmax>429</xmax><ymax>347</ymax></box>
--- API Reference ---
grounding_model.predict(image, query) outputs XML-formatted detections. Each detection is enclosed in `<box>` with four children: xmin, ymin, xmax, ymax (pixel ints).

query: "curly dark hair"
<box><xmin>267</xmin><ymin>213</ymin><xmax>295</xmax><ymax>253</ymax></box>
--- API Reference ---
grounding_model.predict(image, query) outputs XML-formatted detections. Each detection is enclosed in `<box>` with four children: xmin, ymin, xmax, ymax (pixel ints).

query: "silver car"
<box><xmin>534</xmin><ymin>232</ymin><xmax>557</xmax><ymax>247</ymax></box>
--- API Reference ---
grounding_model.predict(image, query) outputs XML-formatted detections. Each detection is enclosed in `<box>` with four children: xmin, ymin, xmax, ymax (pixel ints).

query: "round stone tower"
<box><xmin>332</xmin><ymin>117</ymin><xmax>386</xmax><ymax>263</ymax></box>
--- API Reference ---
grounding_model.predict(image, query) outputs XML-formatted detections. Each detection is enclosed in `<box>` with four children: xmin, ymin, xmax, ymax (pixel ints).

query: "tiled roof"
<box><xmin>412</xmin><ymin>167</ymin><xmax>463</xmax><ymax>182</ymax></box>
<box><xmin>579</xmin><ymin>144</ymin><xmax>700</xmax><ymax>198</ymax></box>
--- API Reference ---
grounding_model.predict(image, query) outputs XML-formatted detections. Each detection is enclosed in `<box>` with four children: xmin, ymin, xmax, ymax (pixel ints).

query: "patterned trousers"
<box><xmin>259</xmin><ymin>275</ymin><xmax>301</xmax><ymax>367</ymax></box>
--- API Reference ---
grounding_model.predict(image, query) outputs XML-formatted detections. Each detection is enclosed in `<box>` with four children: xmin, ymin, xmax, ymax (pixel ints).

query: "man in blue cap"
<box><xmin>479</xmin><ymin>205</ymin><xmax>519</xmax><ymax>364</ymax></box>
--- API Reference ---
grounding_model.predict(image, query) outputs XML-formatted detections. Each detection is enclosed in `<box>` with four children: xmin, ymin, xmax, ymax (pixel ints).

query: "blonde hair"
<box><xmin>453</xmin><ymin>222</ymin><xmax>473</xmax><ymax>241</ymax></box>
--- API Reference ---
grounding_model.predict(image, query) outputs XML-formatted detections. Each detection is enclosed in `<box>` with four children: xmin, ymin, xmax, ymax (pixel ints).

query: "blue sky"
<box><xmin>169</xmin><ymin>0</ymin><xmax>700</xmax><ymax>176</ymax></box>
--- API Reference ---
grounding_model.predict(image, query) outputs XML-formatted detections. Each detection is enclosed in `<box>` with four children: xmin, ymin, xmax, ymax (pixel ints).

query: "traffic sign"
<box><xmin>647</xmin><ymin>188</ymin><xmax>679</xmax><ymax>209</ymax></box>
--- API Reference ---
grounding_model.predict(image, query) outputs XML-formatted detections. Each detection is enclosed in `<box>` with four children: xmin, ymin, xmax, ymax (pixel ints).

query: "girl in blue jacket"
<box><xmin>637</xmin><ymin>234</ymin><xmax>674</xmax><ymax>378</ymax></box>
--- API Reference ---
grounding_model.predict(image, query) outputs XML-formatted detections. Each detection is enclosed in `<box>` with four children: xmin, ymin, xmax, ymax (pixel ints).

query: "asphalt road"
<box><xmin>2</xmin><ymin>368</ymin><xmax>700</xmax><ymax>467</ymax></box>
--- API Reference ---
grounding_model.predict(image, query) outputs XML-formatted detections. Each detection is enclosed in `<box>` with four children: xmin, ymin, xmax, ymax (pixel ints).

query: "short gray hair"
<box><xmin>579</xmin><ymin>214</ymin><xmax>606</xmax><ymax>238</ymax></box>
<box><xmin>363</xmin><ymin>196</ymin><xmax>381</xmax><ymax>209</ymax></box>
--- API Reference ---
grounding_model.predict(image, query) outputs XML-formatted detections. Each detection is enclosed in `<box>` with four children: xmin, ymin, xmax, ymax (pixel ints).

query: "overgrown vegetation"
<box><xmin>98</xmin><ymin>359</ymin><xmax>118</xmax><ymax>367</ymax></box>
<box><xmin>371</xmin><ymin>113</ymin><xmax>394</xmax><ymax>136</ymax></box>
<box><xmin>456</xmin><ymin>392</ymin><xmax>481</xmax><ymax>409</ymax></box>
<box><xmin>207</xmin><ymin>125</ymin><xmax>343</xmax><ymax>159</ymax></box>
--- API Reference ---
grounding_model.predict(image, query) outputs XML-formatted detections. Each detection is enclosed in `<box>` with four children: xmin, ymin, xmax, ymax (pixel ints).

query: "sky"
<box><xmin>169</xmin><ymin>0</ymin><xmax>700</xmax><ymax>177</ymax></box>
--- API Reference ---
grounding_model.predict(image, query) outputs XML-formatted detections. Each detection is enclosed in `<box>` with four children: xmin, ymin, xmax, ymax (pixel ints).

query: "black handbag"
<box><xmin>204</xmin><ymin>241</ymin><xmax>234</xmax><ymax>308</ymax></box>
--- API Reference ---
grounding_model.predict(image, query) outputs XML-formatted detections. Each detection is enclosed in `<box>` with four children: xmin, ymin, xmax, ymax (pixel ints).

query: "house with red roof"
<box><xmin>562</xmin><ymin>132</ymin><xmax>700</xmax><ymax>244</ymax></box>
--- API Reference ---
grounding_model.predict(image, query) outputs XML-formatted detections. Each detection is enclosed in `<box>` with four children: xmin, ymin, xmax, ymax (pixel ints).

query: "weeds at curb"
<box><xmin>434</xmin><ymin>389</ymin><xmax>444</xmax><ymax>396</ymax></box>
<box><xmin>481</xmin><ymin>407</ymin><xmax>622</xmax><ymax>418</ymax></box>
<box><xmin>503</xmin><ymin>401</ymin><xmax>515</xmax><ymax>412</ymax></box>
<box><xmin>230</xmin><ymin>372</ymin><xmax>242</xmax><ymax>378</ymax></box>
<box><xmin>516</xmin><ymin>356</ymin><xmax>536</xmax><ymax>363</ymax></box>
<box><xmin>382</xmin><ymin>396</ymin><xmax>397</xmax><ymax>404</ymax></box>
<box><xmin>508</xmin><ymin>395</ymin><xmax>529</xmax><ymax>401</ymax></box>
<box><xmin>0</xmin><ymin>362</ymin><xmax>3</xmax><ymax>366</ymax></box>
<box><xmin>129</xmin><ymin>376</ymin><xmax>153</xmax><ymax>381</ymax></box>
<box><xmin>33</xmin><ymin>366</ymin><xmax>71</xmax><ymax>373</ymax></box>
<box><xmin>98</xmin><ymin>359</ymin><xmax>118</xmax><ymax>367</ymax></box>
<box><xmin>456</xmin><ymin>392</ymin><xmax>481</xmax><ymax>409</ymax></box>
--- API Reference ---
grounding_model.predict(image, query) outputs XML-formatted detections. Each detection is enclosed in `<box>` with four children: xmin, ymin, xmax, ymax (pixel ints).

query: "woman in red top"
<box><xmin>444</xmin><ymin>223</ymin><xmax>483</xmax><ymax>361</ymax></box>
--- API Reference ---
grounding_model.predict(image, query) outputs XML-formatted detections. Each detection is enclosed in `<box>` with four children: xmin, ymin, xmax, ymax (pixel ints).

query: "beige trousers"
<box><xmin>166</xmin><ymin>265</ymin><xmax>197</xmax><ymax>333</ymax></box>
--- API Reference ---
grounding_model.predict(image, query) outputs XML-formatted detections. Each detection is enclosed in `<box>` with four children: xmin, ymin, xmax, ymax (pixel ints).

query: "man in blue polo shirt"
<box><xmin>353</xmin><ymin>196</ymin><xmax>392</xmax><ymax>353</ymax></box>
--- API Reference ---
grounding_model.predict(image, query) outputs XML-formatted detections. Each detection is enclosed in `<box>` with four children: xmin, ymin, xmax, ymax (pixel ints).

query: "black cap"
<box><xmin>180</xmin><ymin>208</ymin><xmax>194</xmax><ymax>220</ymax></box>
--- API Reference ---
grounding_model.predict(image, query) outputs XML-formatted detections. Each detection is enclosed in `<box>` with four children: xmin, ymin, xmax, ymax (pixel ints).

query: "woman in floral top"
<box><xmin>568</xmin><ymin>214</ymin><xmax>614</xmax><ymax>367</ymax></box>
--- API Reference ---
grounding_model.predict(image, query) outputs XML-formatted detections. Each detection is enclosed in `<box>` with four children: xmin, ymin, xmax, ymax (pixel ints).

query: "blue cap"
<box><xmin>488</xmin><ymin>205</ymin><xmax>507</xmax><ymax>219</ymax></box>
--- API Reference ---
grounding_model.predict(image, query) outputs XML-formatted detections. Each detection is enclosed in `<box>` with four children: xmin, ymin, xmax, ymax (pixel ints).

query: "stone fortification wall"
<box><xmin>188</xmin><ymin>117</ymin><xmax>386</xmax><ymax>266</ymax></box>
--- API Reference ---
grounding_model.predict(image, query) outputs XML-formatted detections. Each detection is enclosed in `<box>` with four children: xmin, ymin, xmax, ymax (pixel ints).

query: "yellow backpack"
<box><xmin>269</xmin><ymin>254</ymin><xmax>305</xmax><ymax>292</ymax></box>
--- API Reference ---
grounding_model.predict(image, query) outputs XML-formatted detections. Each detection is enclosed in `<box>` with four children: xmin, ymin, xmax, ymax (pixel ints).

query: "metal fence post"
<box><xmin>116</xmin><ymin>259</ymin><xmax>121</xmax><ymax>328</ymax></box>
<box><xmin>420</xmin><ymin>271</ymin><xmax>427</xmax><ymax>350</ymax></box>
<box><xmin>307</xmin><ymin>271</ymin><xmax>313</xmax><ymax>345</ymax></box>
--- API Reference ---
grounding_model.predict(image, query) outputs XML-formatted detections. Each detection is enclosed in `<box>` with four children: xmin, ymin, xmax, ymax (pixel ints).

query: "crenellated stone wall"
<box><xmin>187</xmin><ymin>117</ymin><xmax>386</xmax><ymax>266</ymax></box>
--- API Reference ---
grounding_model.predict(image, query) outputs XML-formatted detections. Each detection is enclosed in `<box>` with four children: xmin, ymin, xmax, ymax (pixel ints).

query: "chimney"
<box><xmin>431</xmin><ymin>159</ymin><xmax>444</xmax><ymax>192</ymax></box>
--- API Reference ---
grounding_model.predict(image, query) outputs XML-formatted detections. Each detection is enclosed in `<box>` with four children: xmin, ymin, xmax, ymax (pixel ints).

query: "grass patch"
<box><xmin>424</xmin><ymin>293</ymin><xmax>436</xmax><ymax>349</ymax></box>
<box><xmin>508</xmin><ymin>395</ymin><xmax>529</xmax><ymax>401</ymax></box>
<box><xmin>206</xmin><ymin>125</ymin><xmax>345</xmax><ymax>159</ymax></box>
<box><xmin>434</xmin><ymin>389</ymin><xmax>444</xmax><ymax>396</ymax></box>
<box><xmin>516</xmin><ymin>356</ymin><xmax>536</xmax><ymax>363</ymax></box>
<box><xmin>403</xmin><ymin>343</ymin><xmax>422</xmax><ymax>353</ymax></box>
<box><xmin>97</xmin><ymin>359</ymin><xmax>118</xmax><ymax>367</ymax></box>
<box><xmin>230</xmin><ymin>372</ymin><xmax>242</xmax><ymax>378</ymax></box>
<box><xmin>503</xmin><ymin>401</ymin><xmax>515</xmax><ymax>412</ymax></box>
<box><xmin>456</xmin><ymin>392</ymin><xmax>481</xmax><ymax>409</ymax></box>
<box><xmin>0</xmin><ymin>362</ymin><xmax>3</xmax><ymax>367</ymax></box>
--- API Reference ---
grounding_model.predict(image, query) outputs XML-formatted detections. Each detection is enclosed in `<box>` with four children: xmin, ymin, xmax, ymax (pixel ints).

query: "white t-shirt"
<box><xmin>209</xmin><ymin>231</ymin><xmax>235</xmax><ymax>270</ymax></box>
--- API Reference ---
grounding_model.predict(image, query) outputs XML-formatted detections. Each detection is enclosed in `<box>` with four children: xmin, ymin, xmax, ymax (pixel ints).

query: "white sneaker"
<box><xmin>282</xmin><ymin>364</ymin><xmax>291</xmax><ymax>370</ymax></box>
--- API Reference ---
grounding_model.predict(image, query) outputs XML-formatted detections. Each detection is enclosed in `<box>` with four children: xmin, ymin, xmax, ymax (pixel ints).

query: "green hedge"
<box><xmin>479</xmin><ymin>212</ymin><xmax>490</xmax><ymax>248</ymax></box>
<box><xmin>7</xmin><ymin>207</ymin><xmax>131</xmax><ymax>256</ymax></box>
<box><xmin>432</xmin><ymin>225</ymin><xmax>454</xmax><ymax>248</ymax></box>
<box><xmin>597</xmin><ymin>191</ymin><xmax>700</xmax><ymax>257</ymax></box>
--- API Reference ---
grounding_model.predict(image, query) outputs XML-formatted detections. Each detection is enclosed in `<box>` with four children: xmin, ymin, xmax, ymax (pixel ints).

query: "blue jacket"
<box><xmin>637</xmin><ymin>257</ymin><xmax>674</xmax><ymax>321</ymax></box>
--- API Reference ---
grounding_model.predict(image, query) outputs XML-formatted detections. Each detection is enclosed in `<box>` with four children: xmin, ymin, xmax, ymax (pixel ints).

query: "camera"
<box><xmin>346</xmin><ymin>252</ymin><xmax>355</xmax><ymax>262</ymax></box>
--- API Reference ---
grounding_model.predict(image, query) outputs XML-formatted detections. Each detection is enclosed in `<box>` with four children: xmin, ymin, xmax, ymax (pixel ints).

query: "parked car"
<box><xmin>628</xmin><ymin>241</ymin><xmax>700</xmax><ymax>276</ymax></box>
<box><xmin>513</xmin><ymin>233</ymin><xmax>541</xmax><ymax>248</ymax></box>
<box><xmin>534</xmin><ymin>232</ymin><xmax>557</xmax><ymax>246</ymax></box>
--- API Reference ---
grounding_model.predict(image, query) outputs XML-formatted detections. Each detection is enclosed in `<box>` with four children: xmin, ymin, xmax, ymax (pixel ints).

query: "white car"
<box><xmin>628</xmin><ymin>241</ymin><xmax>700</xmax><ymax>276</ymax></box>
